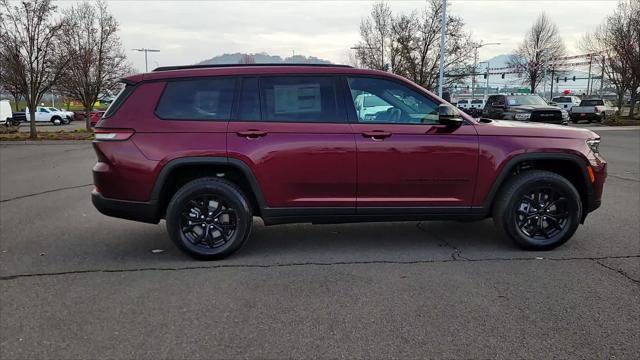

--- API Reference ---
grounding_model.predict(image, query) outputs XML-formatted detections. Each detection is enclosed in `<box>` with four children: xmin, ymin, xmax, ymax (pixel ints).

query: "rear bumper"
<box><xmin>92</xmin><ymin>190</ymin><xmax>159</xmax><ymax>224</ymax></box>
<box><xmin>571</xmin><ymin>113</ymin><xmax>601</xmax><ymax>121</ymax></box>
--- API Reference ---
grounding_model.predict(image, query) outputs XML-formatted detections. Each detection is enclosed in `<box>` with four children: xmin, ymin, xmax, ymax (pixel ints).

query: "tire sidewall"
<box><xmin>166</xmin><ymin>179</ymin><xmax>252</xmax><ymax>259</ymax></box>
<box><xmin>500</xmin><ymin>173</ymin><xmax>582</xmax><ymax>250</ymax></box>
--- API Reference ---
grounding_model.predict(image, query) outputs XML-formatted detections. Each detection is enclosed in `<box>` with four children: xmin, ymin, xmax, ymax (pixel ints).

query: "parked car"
<box><xmin>90</xmin><ymin>111</ymin><xmax>105</xmax><ymax>126</ymax></box>
<box><xmin>47</xmin><ymin>107</ymin><xmax>75</xmax><ymax>122</ymax></box>
<box><xmin>16</xmin><ymin>106</ymin><xmax>71</xmax><ymax>125</ymax></box>
<box><xmin>570</xmin><ymin>98</ymin><xmax>618</xmax><ymax>123</ymax></box>
<box><xmin>467</xmin><ymin>99</ymin><xmax>485</xmax><ymax>117</ymax></box>
<box><xmin>482</xmin><ymin>94</ymin><xmax>569</xmax><ymax>125</ymax></box>
<box><xmin>552</xmin><ymin>96</ymin><xmax>582</xmax><ymax>112</ymax></box>
<box><xmin>92</xmin><ymin>64</ymin><xmax>606</xmax><ymax>260</ymax></box>
<box><xmin>0</xmin><ymin>100</ymin><xmax>17</xmax><ymax>127</ymax></box>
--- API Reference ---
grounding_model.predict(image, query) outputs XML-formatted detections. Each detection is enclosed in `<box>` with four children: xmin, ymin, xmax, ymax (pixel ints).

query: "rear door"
<box><xmin>227</xmin><ymin>76</ymin><xmax>356</xmax><ymax>211</ymax></box>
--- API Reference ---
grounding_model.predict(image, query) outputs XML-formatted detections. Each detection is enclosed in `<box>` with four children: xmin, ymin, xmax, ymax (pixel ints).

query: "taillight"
<box><xmin>94</xmin><ymin>128</ymin><xmax>135</xmax><ymax>141</ymax></box>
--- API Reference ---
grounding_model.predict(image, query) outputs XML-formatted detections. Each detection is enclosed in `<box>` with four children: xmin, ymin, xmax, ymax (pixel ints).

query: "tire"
<box><xmin>62</xmin><ymin>117</ymin><xmax>70</xmax><ymax>125</ymax></box>
<box><xmin>51</xmin><ymin>116</ymin><xmax>62</xmax><ymax>125</ymax></box>
<box><xmin>166</xmin><ymin>177</ymin><xmax>253</xmax><ymax>260</ymax></box>
<box><xmin>493</xmin><ymin>170</ymin><xmax>582</xmax><ymax>251</ymax></box>
<box><xmin>600</xmin><ymin>112</ymin><xmax>606</xmax><ymax>122</ymax></box>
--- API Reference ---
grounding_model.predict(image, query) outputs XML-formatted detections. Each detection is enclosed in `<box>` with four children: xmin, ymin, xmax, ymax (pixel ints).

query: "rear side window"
<box><xmin>156</xmin><ymin>78</ymin><xmax>236</xmax><ymax>120</ymax></box>
<box><xmin>580</xmin><ymin>99</ymin><xmax>604</xmax><ymax>106</ymax></box>
<box><xmin>259</xmin><ymin>76</ymin><xmax>340</xmax><ymax>122</ymax></box>
<box><xmin>103</xmin><ymin>84</ymin><xmax>134</xmax><ymax>118</ymax></box>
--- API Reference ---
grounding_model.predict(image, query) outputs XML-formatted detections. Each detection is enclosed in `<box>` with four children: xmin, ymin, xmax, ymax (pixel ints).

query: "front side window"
<box><xmin>156</xmin><ymin>78</ymin><xmax>236</xmax><ymax>120</ymax></box>
<box><xmin>348</xmin><ymin>77</ymin><xmax>439</xmax><ymax>124</ymax></box>
<box><xmin>260</xmin><ymin>76</ymin><xmax>340</xmax><ymax>122</ymax></box>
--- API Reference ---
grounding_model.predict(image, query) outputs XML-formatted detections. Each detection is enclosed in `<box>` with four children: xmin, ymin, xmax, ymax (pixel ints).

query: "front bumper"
<box><xmin>92</xmin><ymin>190</ymin><xmax>159</xmax><ymax>224</ymax></box>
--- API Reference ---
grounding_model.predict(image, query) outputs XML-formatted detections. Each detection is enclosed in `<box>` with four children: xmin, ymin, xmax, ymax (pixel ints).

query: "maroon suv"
<box><xmin>92</xmin><ymin>64</ymin><xmax>606</xmax><ymax>260</ymax></box>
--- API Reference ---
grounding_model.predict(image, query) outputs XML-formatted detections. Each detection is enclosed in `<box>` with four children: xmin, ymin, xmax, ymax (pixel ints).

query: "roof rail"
<box><xmin>153</xmin><ymin>63</ymin><xmax>353</xmax><ymax>72</ymax></box>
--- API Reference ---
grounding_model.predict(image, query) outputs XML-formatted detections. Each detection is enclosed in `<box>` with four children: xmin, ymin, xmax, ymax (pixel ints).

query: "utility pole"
<box><xmin>470</xmin><ymin>41</ymin><xmax>501</xmax><ymax>100</ymax></box>
<box><xmin>599</xmin><ymin>55</ymin><xmax>605</xmax><ymax>95</ymax></box>
<box><xmin>586</xmin><ymin>54</ymin><xmax>593</xmax><ymax>95</ymax></box>
<box><xmin>437</xmin><ymin>0</ymin><xmax>446</xmax><ymax>97</ymax></box>
<box><xmin>549</xmin><ymin>67</ymin><xmax>555</xmax><ymax>100</ymax></box>
<box><xmin>132</xmin><ymin>48</ymin><xmax>160</xmax><ymax>72</ymax></box>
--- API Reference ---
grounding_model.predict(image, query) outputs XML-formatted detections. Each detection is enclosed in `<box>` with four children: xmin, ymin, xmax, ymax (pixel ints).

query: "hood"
<box><xmin>511</xmin><ymin>105</ymin><xmax>561</xmax><ymax>112</ymax></box>
<box><xmin>474</xmin><ymin>119</ymin><xmax>598</xmax><ymax>140</ymax></box>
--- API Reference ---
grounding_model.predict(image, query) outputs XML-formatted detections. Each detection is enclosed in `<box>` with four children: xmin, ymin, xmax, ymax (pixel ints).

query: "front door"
<box><xmin>345</xmin><ymin>76</ymin><xmax>479</xmax><ymax>210</ymax></box>
<box><xmin>227</xmin><ymin>76</ymin><xmax>356</xmax><ymax>211</ymax></box>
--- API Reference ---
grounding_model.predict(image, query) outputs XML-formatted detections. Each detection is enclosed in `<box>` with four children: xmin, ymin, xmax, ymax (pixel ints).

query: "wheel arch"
<box><xmin>150</xmin><ymin>157</ymin><xmax>267</xmax><ymax>219</ymax></box>
<box><xmin>482</xmin><ymin>153</ymin><xmax>594</xmax><ymax>222</ymax></box>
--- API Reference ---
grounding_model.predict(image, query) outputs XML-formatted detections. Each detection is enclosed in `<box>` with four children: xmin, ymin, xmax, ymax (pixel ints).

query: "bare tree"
<box><xmin>354</xmin><ymin>0</ymin><xmax>474</xmax><ymax>90</ymax></box>
<box><xmin>509</xmin><ymin>13</ymin><xmax>566</xmax><ymax>93</ymax></box>
<box><xmin>57</xmin><ymin>0</ymin><xmax>131</xmax><ymax>131</ymax></box>
<box><xmin>0</xmin><ymin>0</ymin><xmax>67</xmax><ymax>139</ymax></box>
<box><xmin>582</xmin><ymin>0</ymin><xmax>640</xmax><ymax>117</ymax></box>
<box><xmin>354</xmin><ymin>1</ymin><xmax>392</xmax><ymax>71</ymax></box>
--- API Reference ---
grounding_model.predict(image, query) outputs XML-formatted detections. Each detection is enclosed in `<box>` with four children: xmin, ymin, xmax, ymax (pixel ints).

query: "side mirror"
<box><xmin>438</xmin><ymin>104</ymin><xmax>464</xmax><ymax>127</ymax></box>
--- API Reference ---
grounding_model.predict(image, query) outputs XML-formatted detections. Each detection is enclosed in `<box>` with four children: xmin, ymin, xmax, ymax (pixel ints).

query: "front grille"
<box><xmin>530</xmin><ymin>110</ymin><xmax>562</xmax><ymax>122</ymax></box>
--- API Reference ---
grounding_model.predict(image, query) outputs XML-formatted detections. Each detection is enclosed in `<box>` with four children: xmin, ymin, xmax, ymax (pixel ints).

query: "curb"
<box><xmin>585</xmin><ymin>126</ymin><xmax>640</xmax><ymax>131</ymax></box>
<box><xmin>0</xmin><ymin>140</ymin><xmax>92</xmax><ymax>145</ymax></box>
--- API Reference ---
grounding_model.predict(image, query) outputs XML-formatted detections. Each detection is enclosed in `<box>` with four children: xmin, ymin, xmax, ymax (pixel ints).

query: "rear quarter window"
<box><xmin>103</xmin><ymin>84</ymin><xmax>135</xmax><ymax>119</ymax></box>
<box><xmin>156</xmin><ymin>78</ymin><xmax>236</xmax><ymax>120</ymax></box>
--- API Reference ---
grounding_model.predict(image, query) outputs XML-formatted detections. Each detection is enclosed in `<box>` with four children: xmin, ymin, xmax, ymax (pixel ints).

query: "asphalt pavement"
<box><xmin>0</xmin><ymin>129</ymin><xmax>638</xmax><ymax>359</ymax></box>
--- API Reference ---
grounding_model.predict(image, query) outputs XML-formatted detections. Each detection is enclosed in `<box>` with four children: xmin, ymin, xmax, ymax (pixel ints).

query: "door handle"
<box><xmin>237</xmin><ymin>130</ymin><xmax>267</xmax><ymax>139</ymax></box>
<box><xmin>362</xmin><ymin>130</ymin><xmax>392</xmax><ymax>141</ymax></box>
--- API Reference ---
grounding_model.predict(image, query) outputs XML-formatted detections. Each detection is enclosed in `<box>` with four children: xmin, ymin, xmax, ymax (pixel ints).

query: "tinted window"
<box><xmin>348</xmin><ymin>77</ymin><xmax>439</xmax><ymax>124</ymax></box>
<box><xmin>104</xmin><ymin>84</ymin><xmax>135</xmax><ymax>119</ymax></box>
<box><xmin>506</xmin><ymin>95</ymin><xmax>546</xmax><ymax>106</ymax></box>
<box><xmin>471</xmin><ymin>100</ymin><xmax>483</xmax><ymax>104</ymax></box>
<box><xmin>156</xmin><ymin>78</ymin><xmax>235</xmax><ymax>120</ymax></box>
<box><xmin>580</xmin><ymin>99</ymin><xmax>605</xmax><ymax>106</ymax></box>
<box><xmin>238</xmin><ymin>78</ymin><xmax>260</xmax><ymax>121</ymax></box>
<box><xmin>553</xmin><ymin>97</ymin><xmax>571</xmax><ymax>103</ymax></box>
<box><xmin>260</xmin><ymin>76</ymin><xmax>339</xmax><ymax>122</ymax></box>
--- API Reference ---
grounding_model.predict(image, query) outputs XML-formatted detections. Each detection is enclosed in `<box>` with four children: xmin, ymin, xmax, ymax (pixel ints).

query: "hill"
<box><xmin>196</xmin><ymin>52</ymin><xmax>332</xmax><ymax>65</ymax></box>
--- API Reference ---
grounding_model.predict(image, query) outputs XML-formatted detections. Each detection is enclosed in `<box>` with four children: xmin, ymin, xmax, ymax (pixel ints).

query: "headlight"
<box><xmin>514</xmin><ymin>113</ymin><xmax>531</xmax><ymax>120</ymax></box>
<box><xmin>586</xmin><ymin>138</ymin><xmax>600</xmax><ymax>154</ymax></box>
<box><xmin>561</xmin><ymin>110</ymin><xmax>569</xmax><ymax>120</ymax></box>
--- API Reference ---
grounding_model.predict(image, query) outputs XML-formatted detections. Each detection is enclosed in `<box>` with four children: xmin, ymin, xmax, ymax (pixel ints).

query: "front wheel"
<box><xmin>166</xmin><ymin>177</ymin><xmax>253</xmax><ymax>260</ymax></box>
<box><xmin>493</xmin><ymin>170</ymin><xmax>582</xmax><ymax>250</ymax></box>
<box><xmin>51</xmin><ymin>117</ymin><xmax>62</xmax><ymax>125</ymax></box>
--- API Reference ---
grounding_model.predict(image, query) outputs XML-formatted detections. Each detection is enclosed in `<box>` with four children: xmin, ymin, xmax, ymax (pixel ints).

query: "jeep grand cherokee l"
<box><xmin>92</xmin><ymin>64</ymin><xmax>606</xmax><ymax>260</ymax></box>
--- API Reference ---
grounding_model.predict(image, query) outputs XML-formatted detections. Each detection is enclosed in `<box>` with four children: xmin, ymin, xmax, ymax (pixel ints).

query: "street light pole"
<box><xmin>132</xmin><ymin>48</ymin><xmax>160</xmax><ymax>72</ymax></box>
<box><xmin>437</xmin><ymin>0</ymin><xmax>447</xmax><ymax>97</ymax></box>
<box><xmin>471</xmin><ymin>42</ymin><xmax>501</xmax><ymax>100</ymax></box>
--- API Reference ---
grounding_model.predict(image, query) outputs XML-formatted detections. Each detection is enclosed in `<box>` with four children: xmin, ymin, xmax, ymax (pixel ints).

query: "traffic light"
<box><xmin>483</xmin><ymin>73</ymin><xmax>487</xmax><ymax>79</ymax></box>
<box><xmin>572</xmin><ymin>76</ymin><xmax>576</xmax><ymax>81</ymax></box>
<box><xmin>556</xmin><ymin>77</ymin><xmax>560</xmax><ymax>82</ymax></box>
<box><xmin>564</xmin><ymin>77</ymin><xmax>568</xmax><ymax>82</ymax></box>
<box><xmin>501</xmin><ymin>73</ymin><xmax>505</xmax><ymax>79</ymax></box>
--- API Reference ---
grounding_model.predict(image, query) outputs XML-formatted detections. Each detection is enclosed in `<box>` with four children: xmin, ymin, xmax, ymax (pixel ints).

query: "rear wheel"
<box><xmin>493</xmin><ymin>170</ymin><xmax>582</xmax><ymax>250</ymax></box>
<box><xmin>166</xmin><ymin>177</ymin><xmax>252</xmax><ymax>260</ymax></box>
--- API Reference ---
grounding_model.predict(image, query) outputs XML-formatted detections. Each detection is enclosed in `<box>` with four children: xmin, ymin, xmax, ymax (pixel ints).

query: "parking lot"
<box><xmin>0</xmin><ymin>129</ymin><xmax>638</xmax><ymax>358</ymax></box>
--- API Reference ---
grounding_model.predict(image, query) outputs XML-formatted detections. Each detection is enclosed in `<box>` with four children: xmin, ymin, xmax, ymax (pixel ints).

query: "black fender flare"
<box><xmin>481</xmin><ymin>152</ymin><xmax>594</xmax><ymax>218</ymax></box>
<box><xmin>149</xmin><ymin>156</ymin><xmax>267</xmax><ymax>211</ymax></box>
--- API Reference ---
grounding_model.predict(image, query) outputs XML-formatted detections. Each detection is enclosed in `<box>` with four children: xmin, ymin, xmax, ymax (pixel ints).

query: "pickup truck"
<box><xmin>552</xmin><ymin>96</ymin><xmax>581</xmax><ymax>112</ymax></box>
<box><xmin>570</xmin><ymin>98</ymin><xmax>618</xmax><ymax>123</ymax></box>
<box><xmin>13</xmin><ymin>106</ymin><xmax>72</xmax><ymax>125</ymax></box>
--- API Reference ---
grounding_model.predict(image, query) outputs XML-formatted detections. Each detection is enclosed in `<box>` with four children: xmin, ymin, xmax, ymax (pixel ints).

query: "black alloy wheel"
<box><xmin>514</xmin><ymin>187</ymin><xmax>569</xmax><ymax>243</ymax></box>
<box><xmin>493</xmin><ymin>170</ymin><xmax>582</xmax><ymax>250</ymax></box>
<box><xmin>166</xmin><ymin>177</ymin><xmax>252</xmax><ymax>260</ymax></box>
<box><xmin>180</xmin><ymin>195</ymin><xmax>237</xmax><ymax>249</ymax></box>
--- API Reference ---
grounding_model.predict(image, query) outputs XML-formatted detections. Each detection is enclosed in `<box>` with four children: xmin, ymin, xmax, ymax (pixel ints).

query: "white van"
<box><xmin>0</xmin><ymin>100</ymin><xmax>13</xmax><ymax>126</ymax></box>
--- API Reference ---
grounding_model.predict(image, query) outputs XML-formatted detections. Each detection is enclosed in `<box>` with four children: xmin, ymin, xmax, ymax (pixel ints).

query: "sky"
<box><xmin>71</xmin><ymin>0</ymin><xmax>617</xmax><ymax>72</ymax></box>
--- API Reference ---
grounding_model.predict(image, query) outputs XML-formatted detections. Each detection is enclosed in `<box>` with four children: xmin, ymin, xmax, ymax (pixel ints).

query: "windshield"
<box><xmin>552</xmin><ymin>97</ymin><xmax>570</xmax><ymax>103</ymax></box>
<box><xmin>48</xmin><ymin>107</ymin><xmax>60</xmax><ymax>111</ymax></box>
<box><xmin>507</xmin><ymin>96</ymin><xmax>547</xmax><ymax>106</ymax></box>
<box><xmin>471</xmin><ymin>100</ymin><xmax>483</xmax><ymax>104</ymax></box>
